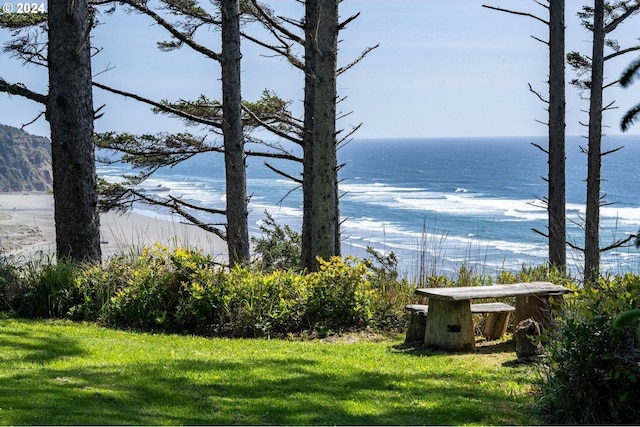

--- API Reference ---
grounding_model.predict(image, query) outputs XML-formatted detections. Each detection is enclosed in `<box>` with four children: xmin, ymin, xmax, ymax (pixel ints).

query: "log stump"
<box><xmin>515</xmin><ymin>317</ymin><xmax>544</xmax><ymax>359</ymax></box>
<box><xmin>404</xmin><ymin>305</ymin><xmax>428</xmax><ymax>344</ymax></box>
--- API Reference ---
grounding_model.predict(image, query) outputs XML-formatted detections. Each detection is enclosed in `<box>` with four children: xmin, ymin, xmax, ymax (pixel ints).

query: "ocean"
<box><xmin>97</xmin><ymin>135</ymin><xmax>640</xmax><ymax>278</ymax></box>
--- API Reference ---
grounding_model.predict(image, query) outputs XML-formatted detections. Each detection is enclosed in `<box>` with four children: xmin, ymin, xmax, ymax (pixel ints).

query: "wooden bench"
<box><xmin>405</xmin><ymin>302</ymin><xmax>515</xmax><ymax>344</ymax></box>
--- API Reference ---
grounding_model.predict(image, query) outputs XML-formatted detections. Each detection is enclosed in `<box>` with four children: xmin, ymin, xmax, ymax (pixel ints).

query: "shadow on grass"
<box><xmin>0</xmin><ymin>326</ymin><xmax>87</xmax><ymax>364</ymax></box>
<box><xmin>0</xmin><ymin>319</ymin><xmax>537</xmax><ymax>425</ymax></box>
<box><xmin>392</xmin><ymin>338</ymin><xmax>517</xmax><ymax>357</ymax></box>
<box><xmin>1</xmin><ymin>358</ymin><xmax>534</xmax><ymax>425</ymax></box>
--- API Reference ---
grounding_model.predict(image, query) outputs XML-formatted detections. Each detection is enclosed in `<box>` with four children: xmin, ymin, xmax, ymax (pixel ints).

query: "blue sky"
<box><xmin>1</xmin><ymin>0</ymin><xmax>639</xmax><ymax>139</ymax></box>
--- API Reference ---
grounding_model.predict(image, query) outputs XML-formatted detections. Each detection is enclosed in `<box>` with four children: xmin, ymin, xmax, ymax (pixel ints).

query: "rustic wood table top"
<box><xmin>414</xmin><ymin>281</ymin><xmax>573</xmax><ymax>301</ymax></box>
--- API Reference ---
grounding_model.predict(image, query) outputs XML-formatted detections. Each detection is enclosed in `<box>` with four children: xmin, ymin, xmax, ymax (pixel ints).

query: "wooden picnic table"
<box><xmin>414</xmin><ymin>281</ymin><xmax>573</xmax><ymax>352</ymax></box>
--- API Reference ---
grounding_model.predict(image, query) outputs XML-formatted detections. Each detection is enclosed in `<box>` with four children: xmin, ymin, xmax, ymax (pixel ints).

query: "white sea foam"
<box><xmin>97</xmin><ymin>136</ymin><xmax>640</xmax><ymax>278</ymax></box>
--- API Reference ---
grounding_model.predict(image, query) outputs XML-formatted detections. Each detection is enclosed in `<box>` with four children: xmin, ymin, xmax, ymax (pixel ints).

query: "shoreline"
<box><xmin>0</xmin><ymin>193</ymin><xmax>228</xmax><ymax>263</ymax></box>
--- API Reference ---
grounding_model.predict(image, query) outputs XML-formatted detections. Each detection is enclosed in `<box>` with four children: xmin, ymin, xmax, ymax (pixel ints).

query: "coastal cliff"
<box><xmin>0</xmin><ymin>123</ymin><xmax>52</xmax><ymax>192</ymax></box>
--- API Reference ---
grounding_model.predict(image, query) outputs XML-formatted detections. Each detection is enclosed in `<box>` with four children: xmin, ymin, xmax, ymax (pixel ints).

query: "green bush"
<box><xmin>5</xmin><ymin>245</ymin><xmax>414</xmax><ymax>337</ymax></box>
<box><xmin>364</xmin><ymin>247</ymin><xmax>414</xmax><ymax>330</ymax></box>
<box><xmin>305</xmin><ymin>257</ymin><xmax>375</xmax><ymax>334</ymax></box>
<box><xmin>0</xmin><ymin>256</ymin><xmax>25</xmax><ymax>311</ymax></box>
<box><xmin>104</xmin><ymin>244</ymin><xmax>219</xmax><ymax>330</ymax></box>
<box><xmin>16</xmin><ymin>258</ymin><xmax>78</xmax><ymax>318</ymax></box>
<box><xmin>70</xmin><ymin>255</ymin><xmax>135</xmax><ymax>322</ymax></box>
<box><xmin>251</xmin><ymin>211</ymin><xmax>302</xmax><ymax>272</ymax></box>
<box><xmin>539</xmin><ymin>274</ymin><xmax>640</xmax><ymax>424</ymax></box>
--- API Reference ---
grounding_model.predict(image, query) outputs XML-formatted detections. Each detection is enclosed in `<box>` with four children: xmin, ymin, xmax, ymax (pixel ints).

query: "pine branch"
<box><xmin>604</xmin><ymin>44</ymin><xmax>640</xmax><ymax>62</ymax></box>
<box><xmin>99</xmin><ymin>181</ymin><xmax>228</xmax><ymax>240</ymax></box>
<box><xmin>247</xmin><ymin>0</ymin><xmax>303</xmax><ymax>45</ymax></box>
<box><xmin>621</xmin><ymin>102</ymin><xmax>640</xmax><ymax>131</ymax></box>
<box><xmin>600</xmin><ymin>234</ymin><xmax>638</xmax><ymax>252</ymax></box>
<box><xmin>620</xmin><ymin>56</ymin><xmax>640</xmax><ymax>87</ymax></box>
<box><xmin>604</xmin><ymin>3</ymin><xmax>640</xmax><ymax>33</ymax></box>
<box><xmin>338</xmin><ymin>12</ymin><xmax>360</xmax><ymax>30</ymax></box>
<box><xmin>93</xmin><ymin>81</ymin><xmax>223</xmax><ymax>128</ymax></box>
<box><xmin>241</xmin><ymin>104</ymin><xmax>302</xmax><ymax>145</ymax></box>
<box><xmin>482</xmin><ymin>4</ymin><xmax>549</xmax><ymax>25</ymax></box>
<box><xmin>0</xmin><ymin>77</ymin><xmax>47</xmax><ymax>104</ymax></box>
<box><xmin>528</xmin><ymin>83</ymin><xmax>549</xmax><ymax>103</ymax></box>
<box><xmin>531</xmin><ymin>142</ymin><xmax>549</xmax><ymax>154</ymax></box>
<box><xmin>264</xmin><ymin>162</ymin><xmax>303</xmax><ymax>184</ymax></box>
<box><xmin>337</xmin><ymin>43</ymin><xmax>379</xmax><ymax>76</ymax></box>
<box><xmin>117</xmin><ymin>0</ymin><xmax>222</xmax><ymax>61</ymax></box>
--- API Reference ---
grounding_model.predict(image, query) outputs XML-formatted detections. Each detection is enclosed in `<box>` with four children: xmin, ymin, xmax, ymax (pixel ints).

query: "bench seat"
<box><xmin>404</xmin><ymin>302</ymin><xmax>515</xmax><ymax>343</ymax></box>
<box><xmin>405</xmin><ymin>302</ymin><xmax>515</xmax><ymax>315</ymax></box>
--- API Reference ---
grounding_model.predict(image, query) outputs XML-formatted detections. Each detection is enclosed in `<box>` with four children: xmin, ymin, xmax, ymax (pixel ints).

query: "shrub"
<box><xmin>0</xmin><ymin>256</ymin><xmax>25</xmax><ymax>311</ymax></box>
<box><xmin>364</xmin><ymin>247</ymin><xmax>414</xmax><ymax>330</ymax></box>
<box><xmin>173</xmin><ymin>265</ymin><xmax>232</xmax><ymax>335</ymax></box>
<box><xmin>16</xmin><ymin>257</ymin><xmax>78</xmax><ymax>318</ymax></box>
<box><xmin>305</xmin><ymin>257</ymin><xmax>375</xmax><ymax>334</ymax></box>
<box><xmin>539</xmin><ymin>274</ymin><xmax>640</xmax><ymax>424</ymax></box>
<box><xmin>104</xmin><ymin>244</ymin><xmax>219</xmax><ymax>330</ymax></box>
<box><xmin>3</xmin><ymin>243</ymin><xmax>415</xmax><ymax>338</ymax></box>
<box><xmin>218</xmin><ymin>266</ymin><xmax>308</xmax><ymax>337</ymax></box>
<box><xmin>251</xmin><ymin>211</ymin><xmax>302</xmax><ymax>272</ymax></box>
<box><xmin>68</xmin><ymin>255</ymin><xmax>132</xmax><ymax>321</ymax></box>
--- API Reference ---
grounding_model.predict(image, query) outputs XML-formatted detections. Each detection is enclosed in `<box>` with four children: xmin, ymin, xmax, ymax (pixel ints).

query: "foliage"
<box><xmin>304</xmin><ymin>257</ymin><xmax>374</xmax><ymax>334</ymax></box>
<box><xmin>0</xmin><ymin>256</ymin><xmax>25</xmax><ymax>310</ymax></box>
<box><xmin>100</xmin><ymin>244</ymin><xmax>219</xmax><ymax>330</ymax></box>
<box><xmin>620</xmin><ymin>54</ymin><xmax>640</xmax><ymax>131</ymax></box>
<box><xmin>15</xmin><ymin>258</ymin><xmax>78</xmax><ymax>318</ymax></box>
<box><xmin>251</xmin><ymin>211</ymin><xmax>302</xmax><ymax>272</ymax></box>
<box><xmin>538</xmin><ymin>273</ymin><xmax>640</xmax><ymax>424</ymax></box>
<box><xmin>493</xmin><ymin>264</ymin><xmax>576</xmax><ymax>302</ymax></box>
<box><xmin>0</xmin><ymin>10</ymin><xmax>47</xmax><ymax>29</ymax></box>
<box><xmin>363</xmin><ymin>247</ymin><xmax>414</xmax><ymax>330</ymax></box>
<box><xmin>7</xmin><ymin>245</ymin><xmax>408</xmax><ymax>337</ymax></box>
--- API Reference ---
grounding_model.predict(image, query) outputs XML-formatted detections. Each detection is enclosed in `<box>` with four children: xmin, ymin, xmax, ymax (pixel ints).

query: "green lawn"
<box><xmin>0</xmin><ymin>316</ymin><xmax>541</xmax><ymax>425</ymax></box>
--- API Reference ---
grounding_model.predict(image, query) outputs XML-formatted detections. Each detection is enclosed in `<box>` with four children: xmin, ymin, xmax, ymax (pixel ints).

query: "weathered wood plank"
<box><xmin>405</xmin><ymin>302</ymin><xmax>515</xmax><ymax>314</ymax></box>
<box><xmin>415</xmin><ymin>282</ymin><xmax>572</xmax><ymax>301</ymax></box>
<box><xmin>483</xmin><ymin>311</ymin><xmax>512</xmax><ymax>340</ymax></box>
<box><xmin>424</xmin><ymin>299</ymin><xmax>475</xmax><ymax>352</ymax></box>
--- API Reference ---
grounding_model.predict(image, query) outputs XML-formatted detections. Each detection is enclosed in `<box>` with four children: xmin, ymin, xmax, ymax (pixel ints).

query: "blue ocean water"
<box><xmin>97</xmin><ymin>135</ymin><xmax>640</xmax><ymax>277</ymax></box>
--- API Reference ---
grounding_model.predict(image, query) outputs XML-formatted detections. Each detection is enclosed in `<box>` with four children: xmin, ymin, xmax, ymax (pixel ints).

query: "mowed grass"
<box><xmin>0</xmin><ymin>316</ymin><xmax>541</xmax><ymax>425</ymax></box>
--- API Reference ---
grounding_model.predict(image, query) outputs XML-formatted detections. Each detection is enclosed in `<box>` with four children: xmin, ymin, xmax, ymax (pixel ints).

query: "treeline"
<box><xmin>0</xmin><ymin>1</ymin><xmax>640</xmax><ymax>282</ymax></box>
<box><xmin>0</xmin><ymin>0</ymin><xmax>379</xmax><ymax>273</ymax></box>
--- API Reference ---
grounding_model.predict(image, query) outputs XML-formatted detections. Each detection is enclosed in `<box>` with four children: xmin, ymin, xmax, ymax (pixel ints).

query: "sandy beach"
<box><xmin>0</xmin><ymin>193</ymin><xmax>227</xmax><ymax>263</ymax></box>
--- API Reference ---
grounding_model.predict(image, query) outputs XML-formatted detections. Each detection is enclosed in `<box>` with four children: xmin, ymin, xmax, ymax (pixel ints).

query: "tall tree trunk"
<box><xmin>309</xmin><ymin>0</ymin><xmax>339</xmax><ymax>270</ymax></box>
<box><xmin>221</xmin><ymin>0</ymin><xmax>249</xmax><ymax>265</ymax></box>
<box><xmin>585</xmin><ymin>0</ymin><xmax>605</xmax><ymax>285</ymax></box>
<box><xmin>548</xmin><ymin>0</ymin><xmax>566</xmax><ymax>269</ymax></box>
<box><xmin>301</xmin><ymin>0</ymin><xmax>317</xmax><ymax>271</ymax></box>
<box><xmin>47</xmin><ymin>0</ymin><xmax>101</xmax><ymax>263</ymax></box>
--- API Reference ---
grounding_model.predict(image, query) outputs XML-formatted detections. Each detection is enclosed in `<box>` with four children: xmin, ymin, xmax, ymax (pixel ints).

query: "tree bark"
<box><xmin>301</xmin><ymin>0</ymin><xmax>318</xmax><ymax>271</ymax></box>
<box><xmin>47</xmin><ymin>0</ymin><xmax>101</xmax><ymax>263</ymax></box>
<box><xmin>308</xmin><ymin>0</ymin><xmax>339</xmax><ymax>270</ymax></box>
<box><xmin>548</xmin><ymin>0</ymin><xmax>566</xmax><ymax>270</ymax></box>
<box><xmin>585</xmin><ymin>0</ymin><xmax>605</xmax><ymax>285</ymax></box>
<box><xmin>221</xmin><ymin>0</ymin><xmax>250</xmax><ymax>265</ymax></box>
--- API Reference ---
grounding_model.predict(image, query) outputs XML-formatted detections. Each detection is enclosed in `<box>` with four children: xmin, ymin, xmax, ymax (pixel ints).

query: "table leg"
<box><xmin>514</xmin><ymin>295</ymin><xmax>555</xmax><ymax>327</ymax></box>
<box><xmin>424</xmin><ymin>299</ymin><xmax>474</xmax><ymax>352</ymax></box>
